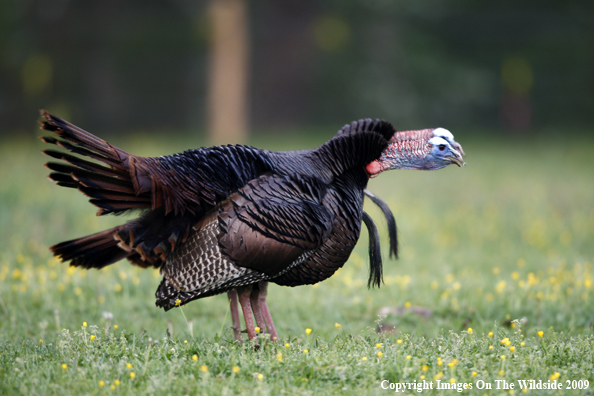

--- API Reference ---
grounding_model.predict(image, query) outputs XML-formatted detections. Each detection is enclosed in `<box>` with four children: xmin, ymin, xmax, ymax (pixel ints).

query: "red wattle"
<box><xmin>365</xmin><ymin>160</ymin><xmax>381</xmax><ymax>178</ymax></box>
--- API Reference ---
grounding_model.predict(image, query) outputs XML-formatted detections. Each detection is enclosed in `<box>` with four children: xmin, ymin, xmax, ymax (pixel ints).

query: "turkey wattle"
<box><xmin>40</xmin><ymin>111</ymin><xmax>464</xmax><ymax>342</ymax></box>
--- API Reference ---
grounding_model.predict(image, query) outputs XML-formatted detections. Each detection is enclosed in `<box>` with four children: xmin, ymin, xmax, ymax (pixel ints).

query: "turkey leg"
<box><xmin>249</xmin><ymin>284</ymin><xmax>266</xmax><ymax>335</ymax></box>
<box><xmin>257</xmin><ymin>281</ymin><xmax>279</xmax><ymax>342</ymax></box>
<box><xmin>227</xmin><ymin>290</ymin><xmax>242</xmax><ymax>341</ymax></box>
<box><xmin>237</xmin><ymin>286</ymin><xmax>258</xmax><ymax>342</ymax></box>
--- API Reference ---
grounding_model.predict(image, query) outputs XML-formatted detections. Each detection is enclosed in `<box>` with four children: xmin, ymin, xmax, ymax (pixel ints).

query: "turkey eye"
<box><xmin>438</xmin><ymin>144</ymin><xmax>446</xmax><ymax>151</ymax></box>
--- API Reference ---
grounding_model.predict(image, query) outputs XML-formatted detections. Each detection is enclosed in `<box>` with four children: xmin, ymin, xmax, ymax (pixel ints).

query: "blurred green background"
<box><xmin>1</xmin><ymin>0</ymin><xmax>594</xmax><ymax>136</ymax></box>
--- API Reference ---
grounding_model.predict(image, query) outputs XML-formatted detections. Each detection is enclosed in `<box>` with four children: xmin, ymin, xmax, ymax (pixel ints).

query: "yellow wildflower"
<box><xmin>376</xmin><ymin>343</ymin><xmax>382</xmax><ymax>348</ymax></box>
<box><xmin>303</xmin><ymin>349</ymin><xmax>308</xmax><ymax>354</ymax></box>
<box><xmin>362</xmin><ymin>357</ymin><xmax>368</xmax><ymax>361</ymax></box>
<box><xmin>396</xmin><ymin>339</ymin><xmax>403</xmax><ymax>344</ymax></box>
<box><xmin>305</xmin><ymin>328</ymin><xmax>312</xmax><ymax>335</ymax></box>
<box><xmin>90</xmin><ymin>335</ymin><xmax>95</xmax><ymax>341</ymax></box>
<box><xmin>83</xmin><ymin>322</ymin><xmax>87</xmax><ymax>328</ymax></box>
<box><xmin>448</xmin><ymin>359</ymin><xmax>459</xmax><ymax>367</ymax></box>
<box><xmin>335</xmin><ymin>323</ymin><xmax>341</xmax><ymax>328</ymax></box>
<box><xmin>433</xmin><ymin>372</ymin><xmax>444</xmax><ymax>381</ymax></box>
<box><xmin>126</xmin><ymin>363</ymin><xmax>132</xmax><ymax>369</ymax></box>
<box><xmin>489</xmin><ymin>346</ymin><xmax>494</xmax><ymax>350</ymax></box>
<box><xmin>114</xmin><ymin>325</ymin><xmax>118</xmax><ymax>329</ymax></box>
<box><xmin>406</xmin><ymin>355</ymin><xmax>411</xmax><ymax>360</ymax></box>
<box><xmin>255</xmin><ymin>326</ymin><xmax>261</xmax><ymax>333</ymax></box>
<box><xmin>200</xmin><ymin>365</ymin><xmax>208</xmax><ymax>372</ymax></box>
<box><xmin>232</xmin><ymin>366</ymin><xmax>240</xmax><ymax>373</ymax></box>
<box><xmin>62</xmin><ymin>364</ymin><xmax>67</xmax><ymax>370</ymax></box>
<box><xmin>192</xmin><ymin>355</ymin><xmax>198</xmax><ymax>361</ymax></box>
<box><xmin>421</xmin><ymin>365</ymin><xmax>429</xmax><ymax>372</ymax></box>
<box><xmin>175</xmin><ymin>299</ymin><xmax>181</xmax><ymax>306</ymax></box>
<box><xmin>257</xmin><ymin>373</ymin><xmax>264</xmax><ymax>380</ymax></box>
<box><xmin>129</xmin><ymin>372</ymin><xmax>136</xmax><ymax>379</ymax></box>
<box><xmin>99</xmin><ymin>381</ymin><xmax>105</xmax><ymax>387</ymax></box>
<box><xmin>538</xmin><ymin>331</ymin><xmax>544</xmax><ymax>338</ymax></box>
<box><xmin>277</xmin><ymin>353</ymin><xmax>283</xmax><ymax>362</ymax></box>
<box><xmin>184</xmin><ymin>340</ymin><xmax>188</xmax><ymax>344</ymax></box>
<box><xmin>499</xmin><ymin>370</ymin><xmax>505</xmax><ymax>376</ymax></box>
<box><xmin>404</xmin><ymin>301</ymin><xmax>411</xmax><ymax>308</ymax></box>
<box><xmin>450</xmin><ymin>378</ymin><xmax>456</xmax><ymax>384</ymax></box>
<box><xmin>377</xmin><ymin>351</ymin><xmax>383</xmax><ymax>357</ymax></box>
<box><xmin>110</xmin><ymin>385</ymin><xmax>115</xmax><ymax>390</ymax></box>
<box><xmin>512</xmin><ymin>271</ymin><xmax>520</xmax><ymax>280</ymax></box>
<box><xmin>488</xmin><ymin>332</ymin><xmax>494</xmax><ymax>337</ymax></box>
<box><xmin>496</xmin><ymin>280</ymin><xmax>506</xmax><ymax>293</ymax></box>
<box><xmin>510</xmin><ymin>346</ymin><xmax>515</xmax><ymax>352</ymax></box>
<box><xmin>285</xmin><ymin>343</ymin><xmax>290</xmax><ymax>348</ymax></box>
<box><xmin>501</xmin><ymin>355</ymin><xmax>506</xmax><ymax>360</ymax></box>
<box><xmin>472</xmin><ymin>371</ymin><xmax>477</xmax><ymax>377</ymax></box>
<box><xmin>114</xmin><ymin>380</ymin><xmax>120</xmax><ymax>385</ymax></box>
<box><xmin>467</xmin><ymin>327</ymin><xmax>473</xmax><ymax>334</ymax></box>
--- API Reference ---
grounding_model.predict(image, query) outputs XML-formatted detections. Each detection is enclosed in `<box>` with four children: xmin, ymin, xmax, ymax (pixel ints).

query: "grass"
<box><xmin>1</xmin><ymin>128</ymin><xmax>594</xmax><ymax>395</ymax></box>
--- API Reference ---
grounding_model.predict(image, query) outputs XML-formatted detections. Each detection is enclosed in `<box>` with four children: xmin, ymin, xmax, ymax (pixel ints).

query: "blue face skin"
<box><xmin>432</xmin><ymin>128</ymin><xmax>465</xmax><ymax>157</ymax></box>
<box><xmin>427</xmin><ymin>136</ymin><xmax>465</xmax><ymax>168</ymax></box>
<box><xmin>368</xmin><ymin>128</ymin><xmax>466</xmax><ymax>176</ymax></box>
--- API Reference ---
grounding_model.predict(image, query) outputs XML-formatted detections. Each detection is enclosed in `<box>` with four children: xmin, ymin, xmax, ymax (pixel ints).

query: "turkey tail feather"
<box><xmin>40</xmin><ymin>110</ymin><xmax>129</xmax><ymax>167</ymax></box>
<box><xmin>51</xmin><ymin>227</ymin><xmax>131</xmax><ymax>269</ymax></box>
<box><xmin>39</xmin><ymin>110</ymin><xmax>151</xmax><ymax>215</ymax></box>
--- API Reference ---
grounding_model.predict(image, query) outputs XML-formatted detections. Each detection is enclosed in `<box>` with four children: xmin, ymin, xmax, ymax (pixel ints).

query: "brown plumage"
<box><xmin>40</xmin><ymin>111</ymin><xmax>465</xmax><ymax>342</ymax></box>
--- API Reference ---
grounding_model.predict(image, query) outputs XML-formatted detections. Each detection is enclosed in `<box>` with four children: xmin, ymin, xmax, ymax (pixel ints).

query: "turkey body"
<box><xmin>152</xmin><ymin>131</ymin><xmax>386</xmax><ymax>308</ymax></box>
<box><xmin>41</xmin><ymin>112</ymin><xmax>463</xmax><ymax>341</ymax></box>
<box><xmin>43</xmin><ymin>113</ymin><xmax>389</xmax><ymax>300</ymax></box>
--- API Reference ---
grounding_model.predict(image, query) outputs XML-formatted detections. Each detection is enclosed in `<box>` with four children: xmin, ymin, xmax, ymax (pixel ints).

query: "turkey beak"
<box><xmin>453</xmin><ymin>142</ymin><xmax>466</xmax><ymax>157</ymax></box>
<box><xmin>446</xmin><ymin>150</ymin><xmax>465</xmax><ymax>167</ymax></box>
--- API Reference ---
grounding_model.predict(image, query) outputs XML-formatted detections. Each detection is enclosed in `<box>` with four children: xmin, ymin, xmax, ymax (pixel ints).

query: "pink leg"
<box><xmin>250</xmin><ymin>284</ymin><xmax>266</xmax><ymax>333</ymax></box>
<box><xmin>237</xmin><ymin>286</ymin><xmax>258</xmax><ymax>342</ymax></box>
<box><xmin>228</xmin><ymin>290</ymin><xmax>242</xmax><ymax>342</ymax></box>
<box><xmin>258</xmin><ymin>281</ymin><xmax>279</xmax><ymax>342</ymax></box>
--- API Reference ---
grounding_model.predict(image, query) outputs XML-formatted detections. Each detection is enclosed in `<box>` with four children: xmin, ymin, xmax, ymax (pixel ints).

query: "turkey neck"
<box><xmin>267</xmin><ymin>130</ymin><xmax>388</xmax><ymax>183</ymax></box>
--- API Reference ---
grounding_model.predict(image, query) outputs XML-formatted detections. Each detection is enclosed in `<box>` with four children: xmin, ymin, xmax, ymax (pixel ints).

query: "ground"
<box><xmin>0</xmin><ymin>128</ymin><xmax>593</xmax><ymax>395</ymax></box>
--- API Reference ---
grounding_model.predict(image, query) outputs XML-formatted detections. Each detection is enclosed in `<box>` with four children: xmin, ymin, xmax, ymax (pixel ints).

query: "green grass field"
<box><xmin>1</xmin><ymin>129</ymin><xmax>593</xmax><ymax>395</ymax></box>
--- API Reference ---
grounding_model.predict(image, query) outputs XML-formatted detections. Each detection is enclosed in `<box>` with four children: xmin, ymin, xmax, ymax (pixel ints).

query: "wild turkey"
<box><xmin>40</xmin><ymin>111</ymin><xmax>464</xmax><ymax>342</ymax></box>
